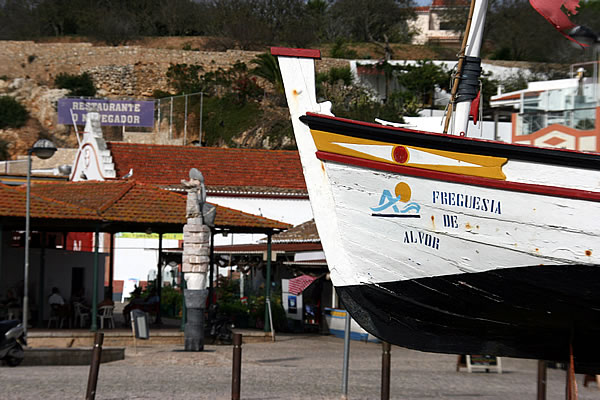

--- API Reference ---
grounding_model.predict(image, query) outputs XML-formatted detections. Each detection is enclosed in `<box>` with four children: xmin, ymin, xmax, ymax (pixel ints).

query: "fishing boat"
<box><xmin>274</xmin><ymin>0</ymin><xmax>600</xmax><ymax>372</ymax></box>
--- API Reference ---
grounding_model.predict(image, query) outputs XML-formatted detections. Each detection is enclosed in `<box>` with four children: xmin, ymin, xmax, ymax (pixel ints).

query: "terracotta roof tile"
<box><xmin>107</xmin><ymin>143</ymin><xmax>307</xmax><ymax>194</ymax></box>
<box><xmin>0</xmin><ymin>184</ymin><xmax>97</xmax><ymax>220</ymax></box>
<box><xmin>271</xmin><ymin>219</ymin><xmax>320</xmax><ymax>243</ymax></box>
<box><xmin>16</xmin><ymin>180</ymin><xmax>290</xmax><ymax>231</ymax></box>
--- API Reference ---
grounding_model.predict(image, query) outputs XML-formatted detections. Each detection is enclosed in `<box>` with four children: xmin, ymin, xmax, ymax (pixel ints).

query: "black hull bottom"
<box><xmin>337</xmin><ymin>264</ymin><xmax>600</xmax><ymax>373</ymax></box>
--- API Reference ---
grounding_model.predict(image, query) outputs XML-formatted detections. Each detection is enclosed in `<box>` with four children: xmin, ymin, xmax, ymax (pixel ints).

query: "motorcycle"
<box><xmin>0</xmin><ymin>320</ymin><xmax>26</xmax><ymax>367</ymax></box>
<box><xmin>205</xmin><ymin>304</ymin><xmax>234</xmax><ymax>345</ymax></box>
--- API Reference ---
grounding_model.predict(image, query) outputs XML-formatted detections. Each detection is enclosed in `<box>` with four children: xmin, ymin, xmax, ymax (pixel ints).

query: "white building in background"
<box><xmin>409</xmin><ymin>0</ymin><xmax>465</xmax><ymax>45</ymax></box>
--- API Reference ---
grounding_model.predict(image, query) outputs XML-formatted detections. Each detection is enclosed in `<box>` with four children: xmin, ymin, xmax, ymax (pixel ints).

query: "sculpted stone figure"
<box><xmin>181</xmin><ymin>168</ymin><xmax>216</xmax><ymax>227</ymax></box>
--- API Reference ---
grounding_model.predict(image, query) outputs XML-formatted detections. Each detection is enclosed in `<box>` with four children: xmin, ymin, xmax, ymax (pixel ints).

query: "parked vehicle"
<box><xmin>0</xmin><ymin>320</ymin><xmax>26</xmax><ymax>367</ymax></box>
<box><xmin>205</xmin><ymin>304</ymin><xmax>234</xmax><ymax>345</ymax></box>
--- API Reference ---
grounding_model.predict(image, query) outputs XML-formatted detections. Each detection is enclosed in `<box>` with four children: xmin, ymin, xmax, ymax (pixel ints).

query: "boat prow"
<box><xmin>274</xmin><ymin>46</ymin><xmax>600</xmax><ymax>373</ymax></box>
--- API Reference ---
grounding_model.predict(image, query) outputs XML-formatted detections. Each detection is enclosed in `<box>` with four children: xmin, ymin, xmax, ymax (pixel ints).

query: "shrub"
<box><xmin>0</xmin><ymin>96</ymin><xmax>29</xmax><ymax>129</ymax></box>
<box><xmin>166</xmin><ymin>64</ymin><xmax>204</xmax><ymax>94</ymax></box>
<box><xmin>54</xmin><ymin>72</ymin><xmax>96</xmax><ymax>97</ymax></box>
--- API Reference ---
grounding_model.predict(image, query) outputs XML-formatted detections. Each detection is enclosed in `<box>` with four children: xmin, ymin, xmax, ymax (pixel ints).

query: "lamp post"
<box><xmin>23</xmin><ymin>139</ymin><xmax>56</xmax><ymax>336</ymax></box>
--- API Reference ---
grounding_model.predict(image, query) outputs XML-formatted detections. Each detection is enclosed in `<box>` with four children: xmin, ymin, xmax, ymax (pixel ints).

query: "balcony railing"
<box><xmin>517</xmin><ymin>107</ymin><xmax>597</xmax><ymax>135</ymax></box>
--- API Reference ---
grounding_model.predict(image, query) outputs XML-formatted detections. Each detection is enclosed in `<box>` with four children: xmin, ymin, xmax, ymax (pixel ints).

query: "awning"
<box><xmin>288</xmin><ymin>274</ymin><xmax>317</xmax><ymax>295</ymax></box>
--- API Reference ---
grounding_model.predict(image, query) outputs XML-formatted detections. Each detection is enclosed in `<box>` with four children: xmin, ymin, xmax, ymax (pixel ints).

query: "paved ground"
<box><xmin>2</xmin><ymin>334</ymin><xmax>600</xmax><ymax>400</ymax></box>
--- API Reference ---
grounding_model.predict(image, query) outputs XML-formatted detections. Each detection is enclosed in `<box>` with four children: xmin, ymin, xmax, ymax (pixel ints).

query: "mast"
<box><xmin>444</xmin><ymin>0</ymin><xmax>489</xmax><ymax>137</ymax></box>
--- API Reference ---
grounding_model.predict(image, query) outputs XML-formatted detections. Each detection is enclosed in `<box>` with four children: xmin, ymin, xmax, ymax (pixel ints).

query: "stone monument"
<box><xmin>181</xmin><ymin>168</ymin><xmax>215</xmax><ymax>351</ymax></box>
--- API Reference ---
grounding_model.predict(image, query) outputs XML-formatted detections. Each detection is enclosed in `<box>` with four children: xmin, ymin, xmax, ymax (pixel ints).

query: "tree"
<box><xmin>395</xmin><ymin>60</ymin><xmax>450</xmax><ymax>107</ymax></box>
<box><xmin>251</xmin><ymin>53</ymin><xmax>284</xmax><ymax>94</ymax></box>
<box><xmin>328</xmin><ymin>0</ymin><xmax>416</xmax><ymax>43</ymax></box>
<box><xmin>0</xmin><ymin>96</ymin><xmax>29</xmax><ymax>129</ymax></box>
<box><xmin>166</xmin><ymin>64</ymin><xmax>205</xmax><ymax>94</ymax></box>
<box><xmin>54</xmin><ymin>72</ymin><xmax>97</xmax><ymax>97</ymax></box>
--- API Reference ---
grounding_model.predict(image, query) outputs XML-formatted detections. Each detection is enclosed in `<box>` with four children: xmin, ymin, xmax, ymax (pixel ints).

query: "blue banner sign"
<box><xmin>58</xmin><ymin>98</ymin><xmax>155</xmax><ymax>127</ymax></box>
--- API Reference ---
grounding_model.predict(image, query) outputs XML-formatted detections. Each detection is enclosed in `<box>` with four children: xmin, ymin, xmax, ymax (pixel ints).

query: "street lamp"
<box><xmin>23</xmin><ymin>139</ymin><xmax>56</xmax><ymax>336</ymax></box>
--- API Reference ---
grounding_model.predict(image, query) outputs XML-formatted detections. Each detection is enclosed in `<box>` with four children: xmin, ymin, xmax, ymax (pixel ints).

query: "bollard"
<box><xmin>537</xmin><ymin>360</ymin><xmax>547</xmax><ymax>400</ymax></box>
<box><xmin>341</xmin><ymin>311</ymin><xmax>351</xmax><ymax>400</ymax></box>
<box><xmin>381</xmin><ymin>342</ymin><xmax>391</xmax><ymax>400</ymax></box>
<box><xmin>232</xmin><ymin>333</ymin><xmax>242</xmax><ymax>400</ymax></box>
<box><xmin>85</xmin><ymin>332</ymin><xmax>104</xmax><ymax>400</ymax></box>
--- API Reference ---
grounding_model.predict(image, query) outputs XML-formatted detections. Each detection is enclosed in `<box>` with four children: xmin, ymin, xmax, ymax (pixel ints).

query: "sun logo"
<box><xmin>371</xmin><ymin>182</ymin><xmax>421</xmax><ymax>217</ymax></box>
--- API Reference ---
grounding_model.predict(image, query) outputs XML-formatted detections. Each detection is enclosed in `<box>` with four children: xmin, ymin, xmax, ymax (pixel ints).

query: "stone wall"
<box><xmin>0</xmin><ymin>41</ymin><xmax>347</xmax><ymax>98</ymax></box>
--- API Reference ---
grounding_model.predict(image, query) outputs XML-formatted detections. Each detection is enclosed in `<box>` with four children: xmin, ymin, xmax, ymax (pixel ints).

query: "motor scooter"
<box><xmin>0</xmin><ymin>320</ymin><xmax>26</xmax><ymax>367</ymax></box>
<box><xmin>205</xmin><ymin>304</ymin><xmax>234</xmax><ymax>345</ymax></box>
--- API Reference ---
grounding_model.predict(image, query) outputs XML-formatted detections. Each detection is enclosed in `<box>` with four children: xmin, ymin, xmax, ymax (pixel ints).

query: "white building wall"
<box><xmin>113</xmin><ymin>196</ymin><xmax>313</xmax><ymax>284</ymax></box>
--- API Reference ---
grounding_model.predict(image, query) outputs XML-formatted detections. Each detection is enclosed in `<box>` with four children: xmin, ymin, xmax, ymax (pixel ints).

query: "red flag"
<box><xmin>529</xmin><ymin>0</ymin><xmax>586</xmax><ymax>46</ymax></box>
<box><xmin>469</xmin><ymin>91</ymin><xmax>481</xmax><ymax>125</ymax></box>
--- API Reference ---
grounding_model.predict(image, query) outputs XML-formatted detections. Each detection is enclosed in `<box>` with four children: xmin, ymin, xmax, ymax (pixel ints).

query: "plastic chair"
<box><xmin>48</xmin><ymin>304</ymin><xmax>66</xmax><ymax>328</ymax></box>
<box><xmin>73</xmin><ymin>302</ymin><xmax>90</xmax><ymax>328</ymax></box>
<box><xmin>98</xmin><ymin>305</ymin><xmax>115</xmax><ymax>329</ymax></box>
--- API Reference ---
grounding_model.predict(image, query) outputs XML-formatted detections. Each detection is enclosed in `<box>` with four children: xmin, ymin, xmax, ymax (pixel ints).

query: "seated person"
<box><xmin>48</xmin><ymin>287</ymin><xmax>69</xmax><ymax>325</ymax></box>
<box><xmin>49</xmin><ymin>287</ymin><xmax>65</xmax><ymax>306</ymax></box>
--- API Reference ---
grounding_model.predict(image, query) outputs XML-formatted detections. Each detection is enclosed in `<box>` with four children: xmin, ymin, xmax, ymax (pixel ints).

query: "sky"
<box><xmin>415</xmin><ymin>0</ymin><xmax>432</xmax><ymax>5</ymax></box>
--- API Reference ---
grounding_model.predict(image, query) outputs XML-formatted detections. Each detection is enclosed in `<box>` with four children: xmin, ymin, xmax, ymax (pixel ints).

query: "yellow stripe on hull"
<box><xmin>311</xmin><ymin>129</ymin><xmax>507</xmax><ymax>180</ymax></box>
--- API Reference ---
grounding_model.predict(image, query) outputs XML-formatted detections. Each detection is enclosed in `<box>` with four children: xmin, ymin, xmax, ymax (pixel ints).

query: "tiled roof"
<box><xmin>7</xmin><ymin>180</ymin><xmax>290</xmax><ymax>232</ymax></box>
<box><xmin>213</xmin><ymin>219</ymin><xmax>322</xmax><ymax>253</ymax></box>
<box><xmin>432</xmin><ymin>0</ymin><xmax>468</xmax><ymax>7</ymax></box>
<box><xmin>214</xmin><ymin>242</ymin><xmax>322</xmax><ymax>254</ymax></box>
<box><xmin>271</xmin><ymin>219</ymin><xmax>320</xmax><ymax>243</ymax></box>
<box><xmin>107</xmin><ymin>142</ymin><xmax>307</xmax><ymax>194</ymax></box>
<box><xmin>0</xmin><ymin>184</ymin><xmax>97</xmax><ymax>221</ymax></box>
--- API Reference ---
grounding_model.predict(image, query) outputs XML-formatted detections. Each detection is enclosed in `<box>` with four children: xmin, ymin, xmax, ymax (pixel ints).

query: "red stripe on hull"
<box><xmin>271</xmin><ymin>47</ymin><xmax>321</xmax><ymax>59</ymax></box>
<box><xmin>316</xmin><ymin>151</ymin><xmax>600</xmax><ymax>202</ymax></box>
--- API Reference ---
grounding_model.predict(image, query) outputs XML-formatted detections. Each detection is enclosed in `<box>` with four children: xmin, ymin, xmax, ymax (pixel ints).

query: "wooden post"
<box><xmin>537</xmin><ymin>360</ymin><xmax>546</xmax><ymax>400</ymax></box>
<box><xmin>232</xmin><ymin>333</ymin><xmax>242</xmax><ymax>400</ymax></box>
<box><xmin>85</xmin><ymin>332</ymin><xmax>104</xmax><ymax>400</ymax></box>
<box><xmin>381</xmin><ymin>342</ymin><xmax>391</xmax><ymax>400</ymax></box>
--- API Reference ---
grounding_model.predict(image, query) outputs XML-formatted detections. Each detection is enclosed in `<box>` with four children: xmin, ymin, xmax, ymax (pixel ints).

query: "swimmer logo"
<box><xmin>371</xmin><ymin>182</ymin><xmax>421</xmax><ymax>218</ymax></box>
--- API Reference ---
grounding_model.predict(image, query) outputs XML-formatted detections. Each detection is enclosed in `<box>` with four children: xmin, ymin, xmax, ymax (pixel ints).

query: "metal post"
<box><xmin>341</xmin><ymin>311</ymin><xmax>351</xmax><ymax>399</ymax></box>
<box><xmin>199</xmin><ymin>92</ymin><xmax>203</xmax><ymax>145</ymax></box>
<box><xmin>85</xmin><ymin>332</ymin><xmax>104</xmax><ymax>400</ymax></box>
<box><xmin>108</xmin><ymin>233</ymin><xmax>114</xmax><ymax>300</ymax></box>
<box><xmin>381</xmin><ymin>342</ymin><xmax>391</xmax><ymax>400</ymax></box>
<box><xmin>264</xmin><ymin>233</ymin><xmax>272</xmax><ymax>332</ymax></box>
<box><xmin>22</xmin><ymin>152</ymin><xmax>32</xmax><ymax>336</ymax></box>
<box><xmin>266</xmin><ymin>297</ymin><xmax>275</xmax><ymax>342</ymax></box>
<box><xmin>91</xmin><ymin>228</ymin><xmax>99</xmax><ymax>332</ymax></box>
<box><xmin>169</xmin><ymin>97</ymin><xmax>173</xmax><ymax>140</ymax></box>
<box><xmin>537</xmin><ymin>360</ymin><xmax>547</xmax><ymax>400</ymax></box>
<box><xmin>184</xmin><ymin>95</ymin><xmax>188</xmax><ymax>145</ymax></box>
<box><xmin>156</xmin><ymin>233</ymin><xmax>163</xmax><ymax>325</ymax></box>
<box><xmin>180</xmin><ymin>271</ymin><xmax>186</xmax><ymax>332</ymax></box>
<box><xmin>37</xmin><ymin>233</ymin><xmax>46</xmax><ymax>328</ymax></box>
<box><xmin>209</xmin><ymin>231</ymin><xmax>214</xmax><ymax>306</ymax></box>
<box><xmin>232</xmin><ymin>333</ymin><xmax>242</xmax><ymax>400</ymax></box>
<box><xmin>157</xmin><ymin>99</ymin><xmax>161</xmax><ymax>136</ymax></box>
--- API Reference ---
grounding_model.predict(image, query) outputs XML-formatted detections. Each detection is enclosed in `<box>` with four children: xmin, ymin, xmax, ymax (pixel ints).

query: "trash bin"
<box><xmin>131</xmin><ymin>309</ymin><xmax>150</xmax><ymax>340</ymax></box>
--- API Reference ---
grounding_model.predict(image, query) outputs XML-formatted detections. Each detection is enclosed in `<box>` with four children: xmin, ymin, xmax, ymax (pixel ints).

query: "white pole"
<box><xmin>266</xmin><ymin>297</ymin><xmax>275</xmax><ymax>342</ymax></box>
<box><xmin>169</xmin><ymin>97</ymin><xmax>173</xmax><ymax>140</ymax></box>
<box><xmin>453</xmin><ymin>0</ymin><xmax>489</xmax><ymax>137</ymax></box>
<box><xmin>184</xmin><ymin>95</ymin><xmax>188</xmax><ymax>145</ymax></box>
<box><xmin>341</xmin><ymin>311</ymin><xmax>351</xmax><ymax>399</ymax></box>
<box><xmin>199</xmin><ymin>93</ymin><xmax>203</xmax><ymax>145</ymax></box>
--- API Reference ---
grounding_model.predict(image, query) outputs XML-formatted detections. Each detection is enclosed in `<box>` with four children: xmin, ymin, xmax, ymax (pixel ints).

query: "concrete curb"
<box><xmin>22</xmin><ymin>347</ymin><xmax>125</xmax><ymax>366</ymax></box>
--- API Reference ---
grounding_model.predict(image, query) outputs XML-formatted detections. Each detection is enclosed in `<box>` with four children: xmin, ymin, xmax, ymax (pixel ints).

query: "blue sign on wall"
<box><xmin>58</xmin><ymin>98</ymin><xmax>155</xmax><ymax>127</ymax></box>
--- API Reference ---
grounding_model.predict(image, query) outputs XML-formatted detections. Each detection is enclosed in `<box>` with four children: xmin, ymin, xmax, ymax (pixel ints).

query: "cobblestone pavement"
<box><xmin>2</xmin><ymin>334</ymin><xmax>600</xmax><ymax>400</ymax></box>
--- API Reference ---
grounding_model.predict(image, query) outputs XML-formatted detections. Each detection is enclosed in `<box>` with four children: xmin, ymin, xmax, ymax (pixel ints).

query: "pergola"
<box><xmin>0</xmin><ymin>180</ymin><xmax>290</xmax><ymax>330</ymax></box>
